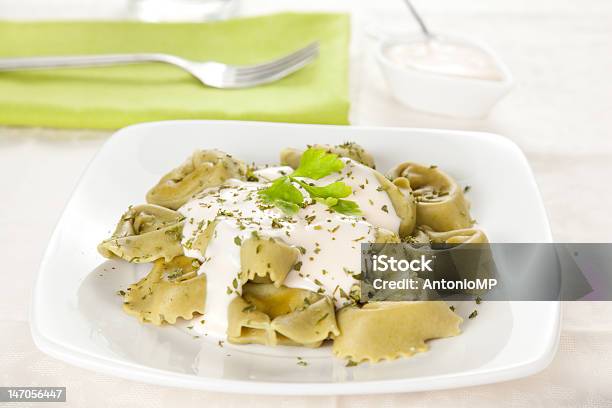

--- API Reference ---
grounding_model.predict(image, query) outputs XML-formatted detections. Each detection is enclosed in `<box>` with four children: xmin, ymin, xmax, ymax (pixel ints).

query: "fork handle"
<box><xmin>0</xmin><ymin>54</ymin><xmax>172</xmax><ymax>71</ymax></box>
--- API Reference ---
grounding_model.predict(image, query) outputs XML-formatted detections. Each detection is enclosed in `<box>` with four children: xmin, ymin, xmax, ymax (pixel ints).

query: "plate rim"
<box><xmin>30</xmin><ymin>314</ymin><xmax>560</xmax><ymax>395</ymax></box>
<box><xmin>30</xmin><ymin>120</ymin><xmax>560</xmax><ymax>395</ymax></box>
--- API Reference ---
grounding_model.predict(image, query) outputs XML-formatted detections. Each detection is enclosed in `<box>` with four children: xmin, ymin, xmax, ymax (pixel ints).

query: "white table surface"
<box><xmin>1</xmin><ymin>0</ymin><xmax>611</xmax><ymax>406</ymax></box>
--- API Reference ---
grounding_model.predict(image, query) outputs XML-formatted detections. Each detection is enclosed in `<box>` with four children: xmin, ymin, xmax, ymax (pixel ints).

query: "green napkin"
<box><xmin>0</xmin><ymin>13</ymin><xmax>350</xmax><ymax>129</ymax></box>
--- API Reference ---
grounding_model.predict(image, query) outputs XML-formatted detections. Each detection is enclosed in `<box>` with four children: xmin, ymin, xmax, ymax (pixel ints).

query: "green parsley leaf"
<box><xmin>291</xmin><ymin>148</ymin><xmax>345</xmax><ymax>180</ymax></box>
<box><xmin>315</xmin><ymin>197</ymin><xmax>339</xmax><ymax>207</ymax></box>
<box><xmin>274</xmin><ymin>199</ymin><xmax>301</xmax><ymax>215</ymax></box>
<box><xmin>259</xmin><ymin>176</ymin><xmax>303</xmax><ymax>204</ymax></box>
<box><xmin>331</xmin><ymin>199</ymin><xmax>362</xmax><ymax>216</ymax></box>
<box><xmin>292</xmin><ymin>176</ymin><xmax>361</xmax><ymax>215</ymax></box>
<box><xmin>293</xmin><ymin>179</ymin><xmax>352</xmax><ymax>199</ymax></box>
<box><xmin>258</xmin><ymin>177</ymin><xmax>304</xmax><ymax>215</ymax></box>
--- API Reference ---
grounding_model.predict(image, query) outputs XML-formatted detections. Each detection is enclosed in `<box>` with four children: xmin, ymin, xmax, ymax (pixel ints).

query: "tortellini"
<box><xmin>272</xmin><ymin>297</ymin><xmax>338</xmax><ymax>345</ymax></box>
<box><xmin>374</xmin><ymin>173</ymin><xmax>416</xmax><ymax>238</ymax></box>
<box><xmin>387</xmin><ymin>162</ymin><xmax>472</xmax><ymax>232</ymax></box>
<box><xmin>146</xmin><ymin>149</ymin><xmax>247</xmax><ymax>210</ymax></box>
<box><xmin>122</xmin><ymin>256</ymin><xmax>206</xmax><ymax>325</ymax></box>
<box><xmin>422</xmin><ymin>225</ymin><xmax>489</xmax><ymax>244</ymax></box>
<box><xmin>228</xmin><ymin>283</ymin><xmax>339</xmax><ymax>347</ymax></box>
<box><xmin>97</xmin><ymin>204</ymin><xmax>184</xmax><ymax>263</ymax></box>
<box><xmin>240</xmin><ymin>236</ymin><xmax>300</xmax><ymax>287</ymax></box>
<box><xmin>420</xmin><ymin>226</ymin><xmax>494</xmax><ymax>294</ymax></box>
<box><xmin>281</xmin><ymin>142</ymin><xmax>376</xmax><ymax>169</ymax></box>
<box><xmin>406</xmin><ymin>226</ymin><xmax>489</xmax><ymax>245</ymax></box>
<box><xmin>374</xmin><ymin>228</ymin><xmax>401</xmax><ymax>243</ymax></box>
<box><xmin>333</xmin><ymin>301</ymin><xmax>462</xmax><ymax>362</ymax></box>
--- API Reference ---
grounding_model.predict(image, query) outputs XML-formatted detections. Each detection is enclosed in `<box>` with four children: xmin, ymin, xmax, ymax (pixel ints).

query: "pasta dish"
<box><xmin>97</xmin><ymin>143</ymin><xmax>487</xmax><ymax>363</ymax></box>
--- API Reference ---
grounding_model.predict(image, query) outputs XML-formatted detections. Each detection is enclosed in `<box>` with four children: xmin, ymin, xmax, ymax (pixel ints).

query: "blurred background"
<box><xmin>1</xmin><ymin>0</ymin><xmax>610</xmax><ymax>239</ymax></box>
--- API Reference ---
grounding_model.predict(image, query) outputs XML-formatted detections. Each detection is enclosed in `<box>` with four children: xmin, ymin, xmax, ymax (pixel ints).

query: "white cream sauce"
<box><xmin>177</xmin><ymin>158</ymin><xmax>401</xmax><ymax>338</ymax></box>
<box><xmin>385</xmin><ymin>38</ymin><xmax>503</xmax><ymax>81</ymax></box>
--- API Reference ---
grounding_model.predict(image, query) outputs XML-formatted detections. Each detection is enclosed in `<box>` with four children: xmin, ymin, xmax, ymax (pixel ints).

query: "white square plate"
<box><xmin>31</xmin><ymin>121</ymin><xmax>560</xmax><ymax>395</ymax></box>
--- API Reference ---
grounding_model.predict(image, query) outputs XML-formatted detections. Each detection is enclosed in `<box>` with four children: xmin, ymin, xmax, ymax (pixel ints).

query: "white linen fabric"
<box><xmin>0</xmin><ymin>0</ymin><xmax>611</xmax><ymax>406</ymax></box>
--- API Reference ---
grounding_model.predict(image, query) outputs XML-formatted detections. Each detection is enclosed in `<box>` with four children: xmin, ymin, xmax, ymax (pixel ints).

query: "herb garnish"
<box><xmin>290</xmin><ymin>148</ymin><xmax>345</xmax><ymax>179</ymax></box>
<box><xmin>242</xmin><ymin>304</ymin><xmax>256</xmax><ymax>313</ymax></box>
<box><xmin>316</xmin><ymin>313</ymin><xmax>329</xmax><ymax>324</ymax></box>
<box><xmin>258</xmin><ymin>177</ymin><xmax>303</xmax><ymax>215</ymax></box>
<box><xmin>258</xmin><ymin>148</ymin><xmax>362</xmax><ymax>216</ymax></box>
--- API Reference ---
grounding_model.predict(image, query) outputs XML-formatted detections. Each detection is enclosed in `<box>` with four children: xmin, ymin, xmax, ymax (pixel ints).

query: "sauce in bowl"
<box><xmin>385</xmin><ymin>38</ymin><xmax>504</xmax><ymax>81</ymax></box>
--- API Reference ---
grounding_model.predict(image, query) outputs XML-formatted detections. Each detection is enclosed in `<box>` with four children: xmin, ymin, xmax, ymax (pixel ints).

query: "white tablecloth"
<box><xmin>1</xmin><ymin>0</ymin><xmax>611</xmax><ymax>406</ymax></box>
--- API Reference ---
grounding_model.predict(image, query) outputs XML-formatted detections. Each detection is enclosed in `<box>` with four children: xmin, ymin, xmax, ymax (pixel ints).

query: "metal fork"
<box><xmin>0</xmin><ymin>42</ymin><xmax>319</xmax><ymax>89</ymax></box>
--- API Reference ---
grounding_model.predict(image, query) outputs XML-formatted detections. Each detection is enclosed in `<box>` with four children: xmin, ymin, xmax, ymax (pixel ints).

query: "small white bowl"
<box><xmin>376</xmin><ymin>33</ymin><xmax>514</xmax><ymax>118</ymax></box>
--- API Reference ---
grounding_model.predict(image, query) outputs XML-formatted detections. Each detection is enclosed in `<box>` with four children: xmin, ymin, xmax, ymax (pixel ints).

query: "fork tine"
<box><xmin>231</xmin><ymin>47</ymin><xmax>318</xmax><ymax>85</ymax></box>
<box><xmin>232</xmin><ymin>47</ymin><xmax>318</xmax><ymax>83</ymax></box>
<box><xmin>233</xmin><ymin>42</ymin><xmax>319</xmax><ymax>76</ymax></box>
<box><xmin>226</xmin><ymin>51</ymin><xmax>319</xmax><ymax>88</ymax></box>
